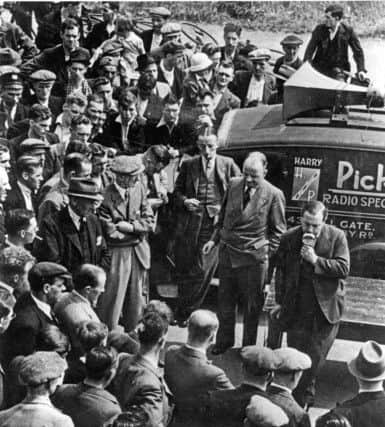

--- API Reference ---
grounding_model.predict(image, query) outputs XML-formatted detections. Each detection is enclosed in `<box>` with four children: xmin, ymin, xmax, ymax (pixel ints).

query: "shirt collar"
<box><xmin>31</xmin><ymin>293</ymin><xmax>52</xmax><ymax>319</ymax></box>
<box><xmin>270</xmin><ymin>382</ymin><xmax>292</xmax><ymax>394</ymax></box>
<box><xmin>72</xmin><ymin>290</ymin><xmax>91</xmax><ymax>306</ymax></box>
<box><xmin>23</xmin><ymin>394</ymin><xmax>53</xmax><ymax>407</ymax></box>
<box><xmin>141</xmin><ymin>354</ymin><xmax>159</xmax><ymax>371</ymax></box>
<box><xmin>114</xmin><ymin>182</ymin><xmax>127</xmax><ymax>200</ymax></box>
<box><xmin>17</xmin><ymin>180</ymin><xmax>32</xmax><ymax>196</ymax></box>
<box><xmin>329</xmin><ymin>21</ymin><xmax>340</xmax><ymax>40</ymax></box>
<box><xmin>185</xmin><ymin>343</ymin><xmax>206</xmax><ymax>356</ymax></box>
<box><xmin>68</xmin><ymin>205</ymin><xmax>82</xmax><ymax>230</ymax></box>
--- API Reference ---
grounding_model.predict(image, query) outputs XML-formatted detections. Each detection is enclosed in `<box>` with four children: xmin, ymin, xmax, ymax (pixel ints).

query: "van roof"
<box><xmin>217</xmin><ymin>105</ymin><xmax>385</xmax><ymax>153</ymax></box>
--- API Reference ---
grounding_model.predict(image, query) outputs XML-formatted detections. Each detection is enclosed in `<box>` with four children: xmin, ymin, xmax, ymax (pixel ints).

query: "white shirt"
<box><xmin>270</xmin><ymin>382</ymin><xmax>293</xmax><ymax>394</ymax></box>
<box><xmin>201</xmin><ymin>155</ymin><xmax>216</xmax><ymax>175</ymax></box>
<box><xmin>159</xmin><ymin>60</ymin><xmax>175</xmax><ymax>87</ymax></box>
<box><xmin>31</xmin><ymin>294</ymin><xmax>53</xmax><ymax>320</ymax></box>
<box><xmin>151</xmin><ymin>32</ymin><xmax>163</xmax><ymax>50</ymax></box>
<box><xmin>329</xmin><ymin>22</ymin><xmax>341</xmax><ymax>41</ymax></box>
<box><xmin>246</xmin><ymin>74</ymin><xmax>265</xmax><ymax>106</ymax></box>
<box><xmin>72</xmin><ymin>290</ymin><xmax>91</xmax><ymax>306</ymax></box>
<box><xmin>115</xmin><ymin>182</ymin><xmax>130</xmax><ymax>201</ymax></box>
<box><xmin>17</xmin><ymin>181</ymin><xmax>34</xmax><ymax>211</ymax></box>
<box><xmin>68</xmin><ymin>205</ymin><xmax>82</xmax><ymax>231</ymax></box>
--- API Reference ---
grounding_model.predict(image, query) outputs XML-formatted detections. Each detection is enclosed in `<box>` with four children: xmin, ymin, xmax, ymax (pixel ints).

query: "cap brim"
<box><xmin>348</xmin><ymin>358</ymin><xmax>385</xmax><ymax>381</ymax></box>
<box><xmin>67</xmin><ymin>192</ymin><xmax>103</xmax><ymax>201</ymax></box>
<box><xmin>111</xmin><ymin>164</ymin><xmax>145</xmax><ymax>175</ymax></box>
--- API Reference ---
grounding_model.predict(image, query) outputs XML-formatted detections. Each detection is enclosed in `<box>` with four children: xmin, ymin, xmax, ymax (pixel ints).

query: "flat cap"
<box><xmin>69</xmin><ymin>49</ymin><xmax>91</xmax><ymax>65</ymax></box>
<box><xmin>99</xmin><ymin>56</ymin><xmax>119</xmax><ymax>68</ymax></box>
<box><xmin>0</xmin><ymin>48</ymin><xmax>21</xmax><ymax>66</ymax></box>
<box><xmin>19</xmin><ymin>138</ymin><xmax>50</xmax><ymax>155</ymax></box>
<box><xmin>162</xmin><ymin>41</ymin><xmax>185</xmax><ymax>55</ymax></box>
<box><xmin>0</xmin><ymin>67</ymin><xmax>23</xmax><ymax>88</ymax></box>
<box><xmin>161</xmin><ymin>22</ymin><xmax>182</xmax><ymax>36</ymax></box>
<box><xmin>248</xmin><ymin>48</ymin><xmax>271</xmax><ymax>62</ymax></box>
<box><xmin>16</xmin><ymin>155</ymin><xmax>42</xmax><ymax>168</ymax></box>
<box><xmin>92</xmin><ymin>76</ymin><xmax>111</xmax><ymax>89</ymax></box>
<box><xmin>280</xmin><ymin>34</ymin><xmax>303</xmax><ymax>46</ymax></box>
<box><xmin>241</xmin><ymin>346</ymin><xmax>279</xmax><ymax>374</ymax></box>
<box><xmin>149</xmin><ymin>6</ymin><xmax>171</xmax><ymax>18</ymax></box>
<box><xmin>29</xmin><ymin>262</ymin><xmax>70</xmax><ymax>281</ymax></box>
<box><xmin>30</xmin><ymin>69</ymin><xmax>56</xmax><ymax>83</ymax></box>
<box><xmin>246</xmin><ymin>395</ymin><xmax>289</xmax><ymax>427</ymax></box>
<box><xmin>68</xmin><ymin>177</ymin><xmax>103</xmax><ymax>201</ymax></box>
<box><xmin>274</xmin><ymin>347</ymin><xmax>312</xmax><ymax>372</ymax></box>
<box><xmin>111</xmin><ymin>155</ymin><xmax>144</xmax><ymax>175</ymax></box>
<box><xmin>19</xmin><ymin>351</ymin><xmax>68</xmax><ymax>386</ymax></box>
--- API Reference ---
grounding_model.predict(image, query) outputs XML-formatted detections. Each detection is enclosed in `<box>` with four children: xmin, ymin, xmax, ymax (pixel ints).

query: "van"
<box><xmin>217</xmin><ymin>98</ymin><xmax>385</xmax><ymax>343</ymax></box>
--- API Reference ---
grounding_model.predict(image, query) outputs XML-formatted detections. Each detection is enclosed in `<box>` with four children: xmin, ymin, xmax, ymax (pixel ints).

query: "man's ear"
<box><xmin>42</xmin><ymin>282</ymin><xmax>50</xmax><ymax>294</ymax></box>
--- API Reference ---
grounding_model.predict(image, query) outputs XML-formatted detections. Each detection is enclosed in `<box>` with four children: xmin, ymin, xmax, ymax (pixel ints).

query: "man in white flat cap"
<box><xmin>229</xmin><ymin>48</ymin><xmax>277</xmax><ymax>107</ymax></box>
<box><xmin>141</xmin><ymin>7</ymin><xmax>171</xmax><ymax>52</ymax></box>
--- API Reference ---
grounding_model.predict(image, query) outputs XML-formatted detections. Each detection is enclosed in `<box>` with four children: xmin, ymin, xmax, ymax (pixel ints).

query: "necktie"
<box><xmin>206</xmin><ymin>159</ymin><xmax>214</xmax><ymax>177</ymax></box>
<box><xmin>243</xmin><ymin>187</ymin><xmax>251</xmax><ymax>208</ymax></box>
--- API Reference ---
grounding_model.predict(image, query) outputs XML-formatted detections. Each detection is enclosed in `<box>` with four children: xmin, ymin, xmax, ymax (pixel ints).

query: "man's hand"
<box><xmin>301</xmin><ymin>245</ymin><xmax>318</xmax><ymax>265</ymax></box>
<box><xmin>184</xmin><ymin>198</ymin><xmax>201</xmax><ymax>212</ymax></box>
<box><xmin>270</xmin><ymin>304</ymin><xmax>282</xmax><ymax>321</ymax></box>
<box><xmin>202</xmin><ymin>240</ymin><xmax>215</xmax><ymax>255</ymax></box>
<box><xmin>116</xmin><ymin>221</ymin><xmax>134</xmax><ymax>234</ymax></box>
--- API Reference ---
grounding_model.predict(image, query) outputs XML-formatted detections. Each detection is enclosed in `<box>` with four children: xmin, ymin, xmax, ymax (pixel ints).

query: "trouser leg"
<box><xmin>240</xmin><ymin>261</ymin><xmax>267</xmax><ymax>346</ymax></box>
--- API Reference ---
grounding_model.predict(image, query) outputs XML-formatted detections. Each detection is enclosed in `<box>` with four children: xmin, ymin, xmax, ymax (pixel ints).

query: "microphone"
<box><xmin>301</xmin><ymin>232</ymin><xmax>316</xmax><ymax>263</ymax></box>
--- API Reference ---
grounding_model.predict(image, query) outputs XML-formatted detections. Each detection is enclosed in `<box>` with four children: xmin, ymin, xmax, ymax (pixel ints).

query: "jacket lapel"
<box><xmin>191</xmin><ymin>157</ymin><xmax>201</xmax><ymax>195</ymax></box>
<box><xmin>110</xmin><ymin>185</ymin><xmax>127</xmax><ymax>218</ymax></box>
<box><xmin>61</xmin><ymin>208</ymin><xmax>82</xmax><ymax>255</ymax></box>
<box><xmin>215</xmin><ymin>156</ymin><xmax>226</xmax><ymax>194</ymax></box>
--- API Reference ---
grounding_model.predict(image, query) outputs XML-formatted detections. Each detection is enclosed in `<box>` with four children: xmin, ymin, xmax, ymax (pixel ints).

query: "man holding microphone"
<box><xmin>271</xmin><ymin>200</ymin><xmax>350</xmax><ymax>409</ymax></box>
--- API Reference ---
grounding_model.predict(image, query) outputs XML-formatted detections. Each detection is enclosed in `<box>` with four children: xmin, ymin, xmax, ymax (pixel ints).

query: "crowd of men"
<box><xmin>0</xmin><ymin>1</ymin><xmax>382</xmax><ymax>426</ymax></box>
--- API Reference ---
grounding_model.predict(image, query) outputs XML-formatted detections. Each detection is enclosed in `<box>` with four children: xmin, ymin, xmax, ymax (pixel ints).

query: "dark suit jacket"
<box><xmin>3</xmin><ymin>180</ymin><xmax>34</xmax><ymax>213</ymax></box>
<box><xmin>214</xmin><ymin>87</ymin><xmax>241</xmax><ymax>126</ymax></box>
<box><xmin>99</xmin><ymin>182</ymin><xmax>154</xmax><ymax>270</ymax></box>
<box><xmin>21</xmin><ymin>44</ymin><xmax>90</xmax><ymax>96</ymax></box>
<box><xmin>52</xmin><ymin>382</ymin><xmax>121</xmax><ymax>427</ymax></box>
<box><xmin>129</xmin><ymin>88</ymin><xmax>164</xmax><ymax>128</ymax></box>
<box><xmin>330</xmin><ymin>391</ymin><xmax>385</xmax><ymax>427</ymax></box>
<box><xmin>0</xmin><ymin>101</ymin><xmax>29</xmax><ymax>130</ymax></box>
<box><xmin>229</xmin><ymin>71</ymin><xmax>277</xmax><ymax>107</ymax></box>
<box><xmin>267</xmin><ymin>384</ymin><xmax>310</xmax><ymax>427</ymax></box>
<box><xmin>275</xmin><ymin>224</ymin><xmax>350</xmax><ymax>328</ymax></box>
<box><xmin>111</xmin><ymin>353</ymin><xmax>173</xmax><ymax>427</ymax></box>
<box><xmin>220</xmin><ymin>45</ymin><xmax>242</xmax><ymax>67</ymax></box>
<box><xmin>304</xmin><ymin>22</ymin><xmax>366</xmax><ymax>75</ymax></box>
<box><xmin>85</xmin><ymin>22</ymin><xmax>115</xmax><ymax>52</ymax></box>
<box><xmin>158</xmin><ymin>66</ymin><xmax>185</xmax><ymax>100</ymax></box>
<box><xmin>203</xmin><ymin>383</ymin><xmax>268</xmax><ymax>427</ymax></box>
<box><xmin>102</xmin><ymin>115</ymin><xmax>146</xmax><ymax>154</ymax></box>
<box><xmin>34</xmin><ymin>206</ymin><xmax>110</xmax><ymax>273</ymax></box>
<box><xmin>212</xmin><ymin>177</ymin><xmax>286</xmax><ymax>268</ymax></box>
<box><xmin>3</xmin><ymin>292</ymin><xmax>58</xmax><ymax>364</ymax></box>
<box><xmin>165</xmin><ymin>345</ymin><xmax>233</xmax><ymax>426</ymax></box>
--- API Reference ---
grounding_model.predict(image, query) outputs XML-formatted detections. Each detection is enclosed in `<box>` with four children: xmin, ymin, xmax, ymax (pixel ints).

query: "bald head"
<box><xmin>243</xmin><ymin>151</ymin><xmax>267</xmax><ymax>189</ymax></box>
<box><xmin>187</xmin><ymin>310</ymin><xmax>219</xmax><ymax>346</ymax></box>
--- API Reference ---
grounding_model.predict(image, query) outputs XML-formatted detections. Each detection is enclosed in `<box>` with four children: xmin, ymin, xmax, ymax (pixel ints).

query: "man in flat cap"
<box><xmin>229</xmin><ymin>48</ymin><xmax>277</xmax><ymax>107</ymax></box>
<box><xmin>0</xmin><ymin>351</ymin><xmax>73</xmax><ymax>427</ymax></box>
<box><xmin>203</xmin><ymin>346</ymin><xmax>279</xmax><ymax>427</ymax></box>
<box><xmin>24</xmin><ymin>69</ymin><xmax>63</xmax><ymax>123</ymax></box>
<box><xmin>3</xmin><ymin>262</ymin><xmax>70</xmax><ymax>363</ymax></box>
<box><xmin>98</xmin><ymin>56</ymin><xmax>119</xmax><ymax>87</ymax></box>
<box><xmin>0</xmin><ymin>67</ymin><xmax>28</xmax><ymax>137</ymax></box>
<box><xmin>268</xmin><ymin>348</ymin><xmax>312</xmax><ymax>427</ymax></box>
<box><xmin>99</xmin><ymin>155</ymin><xmax>154</xmax><ymax>332</ymax></box>
<box><xmin>321</xmin><ymin>340</ymin><xmax>385</xmax><ymax>427</ymax></box>
<box><xmin>245</xmin><ymin>395</ymin><xmax>289</xmax><ymax>427</ymax></box>
<box><xmin>34</xmin><ymin>177</ymin><xmax>110</xmax><ymax>274</ymax></box>
<box><xmin>304</xmin><ymin>3</ymin><xmax>366</xmax><ymax>80</ymax></box>
<box><xmin>4</xmin><ymin>155</ymin><xmax>43</xmax><ymax>215</ymax></box>
<box><xmin>161</xmin><ymin>22</ymin><xmax>183</xmax><ymax>46</ymax></box>
<box><xmin>141</xmin><ymin>7</ymin><xmax>171</xmax><ymax>53</ymax></box>
<box><xmin>21</xmin><ymin>18</ymin><xmax>90</xmax><ymax>97</ymax></box>
<box><xmin>158</xmin><ymin>41</ymin><xmax>186</xmax><ymax>100</ymax></box>
<box><xmin>273</xmin><ymin>35</ymin><xmax>303</xmax><ymax>103</ymax></box>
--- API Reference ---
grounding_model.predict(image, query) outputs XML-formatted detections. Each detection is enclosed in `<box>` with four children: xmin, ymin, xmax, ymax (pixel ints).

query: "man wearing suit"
<box><xmin>203</xmin><ymin>346</ymin><xmax>279</xmax><ymax>427</ymax></box>
<box><xmin>212</xmin><ymin>61</ymin><xmax>241</xmax><ymax>126</ymax></box>
<box><xmin>111</xmin><ymin>311</ymin><xmax>173</xmax><ymax>427</ymax></box>
<box><xmin>34</xmin><ymin>178</ymin><xmax>110</xmax><ymax>274</ymax></box>
<box><xmin>3</xmin><ymin>262</ymin><xmax>70</xmax><ymax>365</ymax></box>
<box><xmin>174</xmin><ymin>134</ymin><xmax>240</xmax><ymax>323</ymax></box>
<box><xmin>99</xmin><ymin>156</ymin><xmax>154</xmax><ymax>332</ymax></box>
<box><xmin>321</xmin><ymin>340</ymin><xmax>385</xmax><ymax>427</ymax></box>
<box><xmin>140</xmin><ymin>7</ymin><xmax>171</xmax><ymax>53</ymax></box>
<box><xmin>165</xmin><ymin>310</ymin><xmax>233</xmax><ymax>427</ymax></box>
<box><xmin>229</xmin><ymin>48</ymin><xmax>277</xmax><ymax>107</ymax></box>
<box><xmin>5</xmin><ymin>155</ymin><xmax>43</xmax><ymax>215</ymax></box>
<box><xmin>20</xmin><ymin>18</ymin><xmax>90</xmax><ymax>97</ymax></box>
<box><xmin>204</xmin><ymin>152</ymin><xmax>286</xmax><ymax>353</ymax></box>
<box><xmin>304</xmin><ymin>4</ymin><xmax>366</xmax><ymax>80</ymax></box>
<box><xmin>220</xmin><ymin>23</ymin><xmax>243</xmax><ymax>67</ymax></box>
<box><xmin>52</xmin><ymin>346</ymin><xmax>121</xmax><ymax>427</ymax></box>
<box><xmin>54</xmin><ymin>264</ymin><xmax>105</xmax><ymax>356</ymax></box>
<box><xmin>271</xmin><ymin>200</ymin><xmax>350</xmax><ymax>408</ymax></box>
<box><xmin>268</xmin><ymin>348</ymin><xmax>312</xmax><ymax>427</ymax></box>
